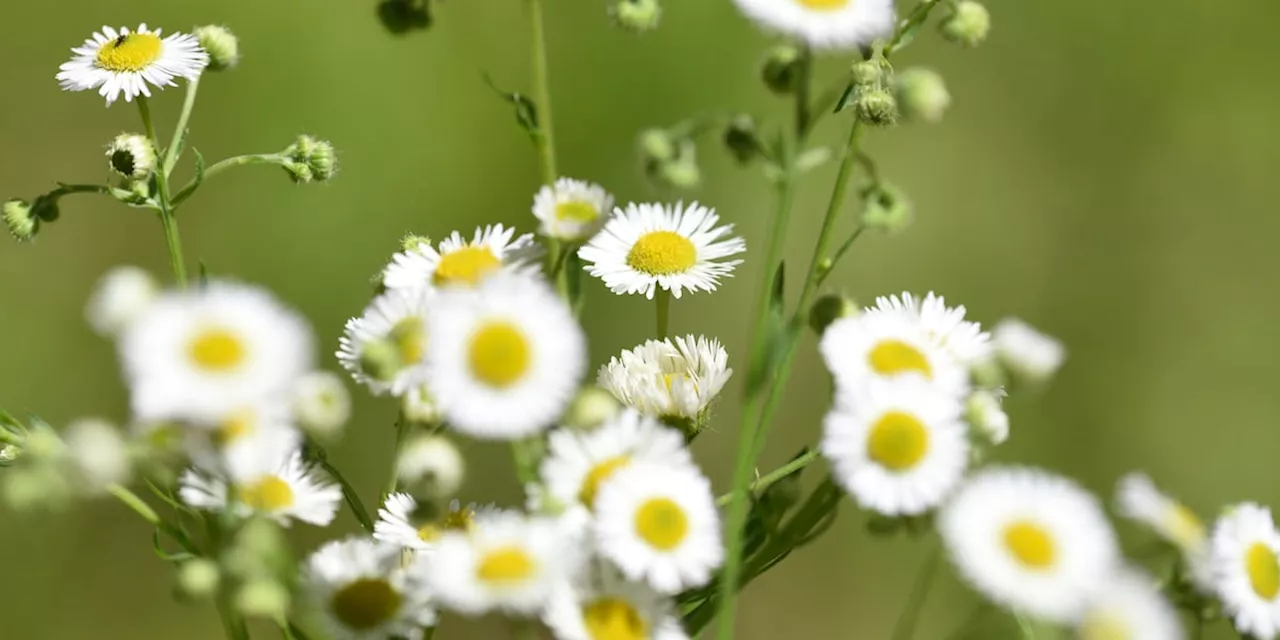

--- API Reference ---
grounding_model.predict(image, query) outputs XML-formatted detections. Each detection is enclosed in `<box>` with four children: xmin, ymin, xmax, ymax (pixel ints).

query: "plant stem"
<box><xmin>137</xmin><ymin>96</ymin><xmax>188</xmax><ymax>287</ymax></box>
<box><xmin>309</xmin><ymin>445</ymin><xmax>375</xmax><ymax>533</ymax></box>
<box><xmin>163</xmin><ymin>75</ymin><xmax>201</xmax><ymax>177</ymax></box>
<box><xmin>108</xmin><ymin>482</ymin><xmax>160</xmax><ymax>525</ymax></box>
<box><xmin>890</xmin><ymin>542</ymin><xmax>943</xmax><ymax>640</ymax></box>
<box><xmin>715</xmin><ymin>448</ymin><xmax>819</xmax><ymax>507</ymax></box>
<box><xmin>383</xmin><ymin>416</ymin><xmax>411</xmax><ymax>501</ymax></box>
<box><xmin>171</xmin><ymin>154</ymin><xmax>285</xmax><ymax>207</ymax></box>
<box><xmin>527</xmin><ymin>0</ymin><xmax>557</xmax><ymax>185</ymax></box>
<box><xmin>655</xmin><ymin>288</ymin><xmax>671</xmax><ymax>339</ymax></box>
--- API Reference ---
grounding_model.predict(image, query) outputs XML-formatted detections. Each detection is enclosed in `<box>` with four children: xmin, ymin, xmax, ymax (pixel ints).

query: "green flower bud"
<box><xmin>3</xmin><ymin>199</ymin><xmax>38</xmax><ymax>241</ymax></box>
<box><xmin>563</xmin><ymin>386</ymin><xmax>621</xmax><ymax>431</ymax></box>
<box><xmin>401</xmin><ymin>233</ymin><xmax>432</xmax><ymax>252</ymax></box>
<box><xmin>639</xmin><ymin>128</ymin><xmax>677</xmax><ymax>165</ymax></box>
<box><xmin>941</xmin><ymin>1</ymin><xmax>991</xmax><ymax>48</ymax></box>
<box><xmin>107</xmin><ymin>133</ymin><xmax>158</xmax><ymax>180</ymax></box>
<box><xmin>282</xmin><ymin>161</ymin><xmax>313</xmax><ymax>184</ymax></box>
<box><xmin>723</xmin><ymin>115</ymin><xmax>762</xmax><ymax>164</ymax></box>
<box><xmin>658</xmin><ymin>155</ymin><xmax>701</xmax><ymax>189</ymax></box>
<box><xmin>970</xmin><ymin>356</ymin><xmax>1007</xmax><ymax>390</ymax></box>
<box><xmin>859</xmin><ymin>183</ymin><xmax>912</xmax><ymax>234</ymax></box>
<box><xmin>377</xmin><ymin>0</ymin><xmax>431</xmax><ymax>35</ymax></box>
<box><xmin>236</xmin><ymin>579</ymin><xmax>290</xmax><ymax>619</ymax></box>
<box><xmin>195</xmin><ymin>25</ymin><xmax>240</xmax><ymax>71</ymax></box>
<box><xmin>609</xmin><ymin>0</ymin><xmax>661</xmax><ymax>33</ymax></box>
<box><xmin>761</xmin><ymin>44</ymin><xmax>802</xmax><ymax>95</ymax></box>
<box><xmin>0</xmin><ymin>443</ymin><xmax>20</xmax><ymax>465</ymax></box>
<box><xmin>359</xmin><ymin>338</ymin><xmax>402</xmax><ymax>382</ymax></box>
<box><xmin>849</xmin><ymin>60</ymin><xmax>882</xmax><ymax>87</ymax></box>
<box><xmin>286</xmin><ymin>135</ymin><xmax>338</xmax><ymax>183</ymax></box>
<box><xmin>894</xmin><ymin>68</ymin><xmax>951</xmax><ymax>124</ymax></box>
<box><xmin>854</xmin><ymin>88</ymin><xmax>898</xmax><ymax>126</ymax></box>
<box><xmin>177</xmin><ymin>559</ymin><xmax>221</xmax><ymax>600</ymax></box>
<box><xmin>809</xmin><ymin>294</ymin><xmax>859</xmax><ymax>336</ymax></box>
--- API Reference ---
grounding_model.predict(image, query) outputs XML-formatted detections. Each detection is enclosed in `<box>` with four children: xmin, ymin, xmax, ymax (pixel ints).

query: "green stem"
<box><xmin>1015</xmin><ymin>614</ymin><xmax>1037</xmax><ymax>640</ymax></box>
<box><xmin>942</xmin><ymin>604</ymin><xmax>991</xmax><ymax>640</ymax></box>
<box><xmin>384</xmin><ymin>416</ymin><xmax>412</xmax><ymax>501</ymax></box>
<box><xmin>890</xmin><ymin>542</ymin><xmax>943</xmax><ymax>640</ymax></box>
<box><xmin>108</xmin><ymin>482</ymin><xmax>160</xmax><ymax>525</ymax></box>
<box><xmin>527</xmin><ymin>0</ymin><xmax>557</xmax><ymax>185</ymax></box>
<box><xmin>163</xmin><ymin>75</ymin><xmax>201</xmax><ymax>177</ymax></box>
<box><xmin>817</xmin><ymin>227</ymin><xmax>866</xmax><ymax>288</ymax></box>
<box><xmin>655</xmin><ymin>288</ymin><xmax>671</xmax><ymax>339</ymax></box>
<box><xmin>171</xmin><ymin>154</ymin><xmax>285</xmax><ymax>207</ymax></box>
<box><xmin>888</xmin><ymin>0</ymin><xmax>946</xmax><ymax>53</ymax></box>
<box><xmin>137</xmin><ymin>96</ymin><xmax>188</xmax><ymax>287</ymax></box>
<box><xmin>309</xmin><ymin>443</ymin><xmax>375</xmax><ymax>533</ymax></box>
<box><xmin>715</xmin><ymin>448</ymin><xmax>819</xmax><ymax>507</ymax></box>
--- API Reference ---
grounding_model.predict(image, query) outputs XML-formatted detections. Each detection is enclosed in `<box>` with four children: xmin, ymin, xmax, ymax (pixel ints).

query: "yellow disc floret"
<box><xmin>468</xmin><ymin>321</ymin><xmax>531</xmax><ymax>388</ymax></box>
<box><xmin>634</xmin><ymin>498</ymin><xmax>689</xmax><ymax>551</ymax></box>
<box><xmin>583</xmin><ymin>597</ymin><xmax>649</xmax><ymax>640</ymax></box>
<box><xmin>867</xmin><ymin>339</ymin><xmax>932</xmax><ymax>378</ymax></box>
<box><xmin>188</xmin><ymin>327</ymin><xmax>247</xmax><ymax>372</ymax></box>
<box><xmin>434</xmin><ymin>246</ymin><xmax>501</xmax><ymax>286</ymax></box>
<box><xmin>476</xmin><ymin>546</ymin><xmax>537</xmax><ymax>584</ymax></box>
<box><xmin>1002</xmin><ymin>520</ymin><xmax>1057</xmax><ymax>570</ymax></box>
<box><xmin>96</xmin><ymin>33</ymin><xmax>164</xmax><ymax>73</ymax></box>
<box><xmin>627</xmin><ymin>231</ymin><xmax>697</xmax><ymax>275</ymax></box>
<box><xmin>866</xmin><ymin>411</ymin><xmax>930</xmax><ymax>471</ymax></box>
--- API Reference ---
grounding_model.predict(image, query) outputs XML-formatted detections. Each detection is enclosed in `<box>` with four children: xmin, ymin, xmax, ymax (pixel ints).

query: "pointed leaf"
<box><xmin>834</xmin><ymin>82</ymin><xmax>856</xmax><ymax>113</ymax></box>
<box><xmin>482</xmin><ymin>74</ymin><xmax>541</xmax><ymax>140</ymax></box>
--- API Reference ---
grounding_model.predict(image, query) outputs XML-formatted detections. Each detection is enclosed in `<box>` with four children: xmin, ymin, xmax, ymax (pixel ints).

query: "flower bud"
<box><xmin>236</xmin><ymin>579</ymin><xmax>290</xmax><ymax>619</ymax></box>
<box><xmin>894</xmin><ymin>68</ymin><xmax>951</xmax><ymax>124</ymax></box>
<box><xmin>107</xmin><ymin>134</ymin><xmax>158</xmax><ymax>180</ymax></box>
<box><xmin>3</xmin><ymin>199</ymin><xmax>38</xmax><ymax>241</ymax></box>
<box><xmin>401</xmin><ymin>233</ymin><xmax>432</xmax><ymax>252</ymax></box>
<box><xmin>359</xmin><ymin>338</ymin><xmax>402</xmax><ymax>382</ymax></box>
<box><xmin>761</xmin><ymin>44</ymin><xmax>802</xmax><ymax>95</ymax></box>
<box><xmin>63</xmin><ymin>418</ymin><xmax>131</xmax><ymax>493</ymax></box>
<box><xmin>941</xmin><ymin>1</ymin><xmax>991</xmax><ymax>48</ymax></box>
<box><xmin>397</xmin><ymin>434</ymin><xmax>465</xmax><ymax>498</ymax></box>
<box><xmin>854</xmin><ymin>88</ymin><xmax>898</xmax><ymax>126</ymax></box>
<box><xmin>284</xmin><ymin>135</ymin><xmax>338</xmax><ymax>183</ymax></box>
<box><xmin>86</xmin><ymin>266</ymin><xmax>159</xmax><ymax>337</ymax></box>
<box><xmin>965</xmin><ymin>390</ymin><xmax>1009</xmax><ymax>445</ymax></box>
<box><xmin>609</xmin><ymin>0</ymin><xmax>661</xmax><ymax>33</ymax></box>
<box><xmin>859</xmin><ymin>183</ymin><xmax>912</xmax><ymax>234</ymax></box>
<box><xmin>292</xmin><ymin>371</ymin><xmax>351</xmax><ymax>440</ymax></box>
<box><xmin>177</xmin><ymin>559</ymin><xmax>221</xmax><ymax>599</ymax></box>
<box><xmin>0</xmin><ymin>444</ymin><xmax>20</xmax><ymax>465</ymax></box>
<box><xmin>377</xmin><ymin>0</ymin><xmax>432</xmax><ymax>35</ymax></box>
<box><xmin>282</xmin><ymin>160</ymin><xmax>313</xmax><ymax>184</ymax></box>
<box><xmin>809</xmin><ymin>294</ymin><xmax>859</xmax><ymax>336</ymax></box>
<box><xmin>563</xmin><ymin>386</ymin><xmax>621</xmax><ymax>431</ymax></box>
<box><xmin>195</xmin><ymin>25</ymin><xmax>240</xmax><ymax>71</ymax></box>
<box><xmin>723</xmin><ymin>115</ymin><xmax>762</xmax><ymax>164</ymax></box>
<box><xmin>639</xmin><ymin>128</ymin><xmax>677</xmax><ymax>165</ymax></box>
<box><xmin>849</xmin><ymin>60</ymin><xmax>882</xmax><ymax>87</ymax></box>
<box><xmin>992</xmin><ymin>317</ymin><xmax>1066</xmax><ymax>386</ymax></box>
<box><xmin>402</xmin><ymin>385</ymin><xmax>440</xmax><ymax>425</ymax></box>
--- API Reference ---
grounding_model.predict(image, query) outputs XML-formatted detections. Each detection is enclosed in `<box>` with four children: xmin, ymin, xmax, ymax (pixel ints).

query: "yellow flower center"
<box><xmin>417</xmin><ymin>504</ymin><xmax>476</xmax><ymax>542</ymax></box>
<box><xmin>214</xmin><ymin>411</ymin><xmax>256</xmax><ymax>447</ymax></box>
<box><xmin>1002</xmin><ymin>520</ymin><xmax>1057</xmax><ymax>570</ymax></box>
<box><xmin>1246</xmin><ymin>542</ymin><xmax>1280</xmax><ymax>599</ymax></box>
<box><xmin>634</xmin><ymin>498</ymin><xmax>689</xmax><ymax>551</ymax></box>
<box><xmin>329</xmin><ymin>578</ymin><xmax>402</xmax><ymax>631</ymax></box>
<box><xmin>188</xmin><ymin>327</ymin><xmax>247</xmax><ymax>372</ymax></box>
<box><xmin>468</xmin><ymin>321</ymin><xmax>531</xmax><ymax>388</ymax></box>
<box><xmin>556</xmin><ymin>200</ymin><xmax>600</xmax><ymax>223</ymax></box>
<box><xmin>96</xmin><ymin>33</ymin><xmax>163</xmax><ymax>73</ymax></box>
<box><xmin>626</xmin><ymin>231</ymin><xmax>697</xmax><ymax>275</ymax></box>
<box><xmin>796</xmin><ymin>0</ymin><xmax>851</xmax><ymax>9</ymax></box>
<box><xmin>417</xmin><ymin>524</ymin><xmax>441</xmax><ymax>542</ymax></box>
<box><xmin>866</xmin><ymin>411</ymin><xmax>930</xmax><ymax>471</ymax></box>
<box><xmin>434</xmin><ymin>245</ymin><xmax>501</xmax><ymax>286</ymax></box>
<box><xmin>583</xmin><ymin>597</ymin><xmax>649</xmax><ymax>640</ymax></box>
<box><xmin>867</xmin><ymin>339</ymin><xmax>932</xmax><ymax>378</ymax></box>
<box><xmin>579</xmin><ymin>456</ymin><xmax>632</xmax><ymax>508</ymax></box>
<box><xmin>476</xmin><ymin>546</ymin><xmax>537</xmax><ymax>585</ymax></box>
<box><xmin>238</xmin><ymin>475</ymin><xmax>295</xmax><ymax>511</ymax></box>
<box><xmin>389</xmin><ymin>317</ymin><xmax>426</xmax><ymax>365</ymax></box>
<box><xmin>1079</xmin><ymin>612</ymin><xmax>1131</xmax><ymax>640</ymax></box>
<box><xmin>1165</xmin><ymin>504</ymin><xmax>1207</xmax><ymax>550</ymax></box>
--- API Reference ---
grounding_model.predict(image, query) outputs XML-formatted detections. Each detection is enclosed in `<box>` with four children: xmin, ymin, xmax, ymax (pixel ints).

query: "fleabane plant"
<box><xmin>0</xmin><ymin>5</ymin><xmax>1255</xmax><ymax>640</ymax></box>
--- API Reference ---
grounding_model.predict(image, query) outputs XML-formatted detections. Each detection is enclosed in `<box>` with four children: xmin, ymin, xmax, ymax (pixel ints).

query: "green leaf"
<box><xmin>746</xmin><ymin>262</ymin><xmax>789</xmax><ymax>395</ymax></box>
<box><xmin>0</xmin><ymin>408</ymin><xmax>23</xmax><ymax>431</ymax></box>
<box><xmin>198</xmin><ymin>260</ymin><xmax>210</xmax><ymax>289</ymax></box>
<box><xmin>482</xmin><ymin>74</ymin><xmax>541</xmax><ymax>140</ymax></box>
<box><xmin>146</xmin><ymin>478</ymin><xmax>194</xmax><ymax>515</ymax></box>
<box><xmin>151</xmin><ymin>529</ymin><xmax>194</xmax><ymax>563</ymax></box>
<box><xmin>834</xmin><ymin>82</ymin><xmax>856</xmax><ymax>113</ymax></box>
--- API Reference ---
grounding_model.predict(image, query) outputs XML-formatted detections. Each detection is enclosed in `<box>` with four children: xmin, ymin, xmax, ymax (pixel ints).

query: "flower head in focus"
<box><xmin>57</xmin><ymin>24</ymin><xmax>208</xmax><ymax>105</ymax></box>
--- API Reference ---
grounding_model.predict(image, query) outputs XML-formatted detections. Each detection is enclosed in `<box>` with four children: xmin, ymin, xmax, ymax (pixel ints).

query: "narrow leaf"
<box><xmin>482</xmin><ymin>74</ymin><xmax>541</xmax><ymax>140</ymax></box>
<box><xmin>834</xmin><ymin>82</ymin><xmax>856</xmax><ymax>113</ymax></box>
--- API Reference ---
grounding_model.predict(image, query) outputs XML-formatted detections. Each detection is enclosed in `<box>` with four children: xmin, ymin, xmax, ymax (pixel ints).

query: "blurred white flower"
<box><xmin>1210</xmin><ymin>503</ymin><xmax>1280</xmax><ymax>639</ymax></box>
<box><xmin>382</xmin><ymin>224</ymin><xmax>538</xmax><ymax>291</ymax></box>
<box><xmin>305</xmin><ymin>537</ymin><xmax>436</xmax><ymax>640</ymax></box>
<box><xmin>992</xmin><ymin>318</ymin><xmax>1066</xmax><ymax>385</ymax></box>
<box><xmin>532</xmin><ymin>178</ymin><xmax>615</xmax><ymax>242</ymax></box>
<box><xmin>86</xmin><ymin>266</ymin><xmax>158</xmax><ymax>337</ymax></box>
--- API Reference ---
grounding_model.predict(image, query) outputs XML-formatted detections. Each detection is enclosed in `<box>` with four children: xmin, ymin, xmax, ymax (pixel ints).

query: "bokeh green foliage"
<box><xmin>1</xmin><ymin>0</ymin><xmax>1279</xmax><ymax>637</ymax></box>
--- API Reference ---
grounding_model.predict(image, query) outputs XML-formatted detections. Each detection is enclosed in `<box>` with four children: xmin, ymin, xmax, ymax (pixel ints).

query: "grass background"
<box><xmin>1</xmin><ymin>0</ymin><xmax>1278</xmax><ymax>637</ymax></box>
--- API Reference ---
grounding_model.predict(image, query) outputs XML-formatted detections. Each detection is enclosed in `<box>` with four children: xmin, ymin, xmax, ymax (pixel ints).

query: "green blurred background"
<box><xmin>2</xmin><ymin>0</ymin><xmax>1279</xmax><ymax>637</ymax></box>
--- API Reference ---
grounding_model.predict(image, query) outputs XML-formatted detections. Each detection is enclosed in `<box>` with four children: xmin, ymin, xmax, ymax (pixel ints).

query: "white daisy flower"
<box><xmin>594</xmin><ymin>462</ymin><xmax>723</xmax><ymax>594</ymax></box>
<box><xmin>1076</xmin><ymin>568</ymin><xmax>1184</xmax><ymax>640</ymax></box>
<box><xmin>292</xmin><ymin>371</ymin><xmax>351</xmax><ymax>439</ymax></box>
<box><xmin>56</xmin><ymin>24</ymin><xmax>209</xmax><ymax>106</ymax></box>
<box><xmin>182</xmin><ymin>402</ymin><xmax>295</xmax><ymax>473</ymax></box>
<box><xmin>1210</xmin><ymin>503</ymin><xmax>1280</xmax><ymax>639</ymax></box>
<box><xmin>965</xmin><ymin>389</ymin><xmax>1009</xmax><ymax>445</ymax></box>
<box><xmin>426</xmin><ymin>510</ymin><xmax>576</xmax><ymax>615</ymax></box>
<box><xmin>86</xmin><ymin>265</ymin><xmax>158</xmax><ymax>337</ymax></box>
<box><xmin>533</xmin><ymin>178</ymin><xmax>615</xmax><ymax>242</ymax></box>
<box><xmin>304</xmin><ymin>537</ymin><xmax>436</xmax><ymax>640</ymax></box>
<box><xmin>373</xmin><ymin>492</ymin><xmax>480</xmax><ymax>552</ymax></box>
<box><xmin>578</xmin><ymin>202</ymin><xmax>746</xmax><ymax>300</ymax></box>
<box><xmin>598</xmin><ymin>335</ymin><xmax>733</xmax><ymax>422</ymax></box>
<box><xmin>731</xmin><ymin>0</ymin><xmax>896</xmax><ymax>50</ymax></box>
<box><xmin>178</xmin><ymin>427</ymin><xmax>341</xmax><ymax>526</ymax></box>
<box><xmin>337</xmin><ymin>287</ymin><xmax>432</xmax><ymax>397</ymax></box>
<box><xmin>938</xmin><ymin>467</ymin><xmax>1120</xmax><ymax>622</ymax></box>
<box><xmin>120</xmin><ymin>282</ymin><xmax>314</xmax><ymax>424</ymax></box>
<box><xmin>992</xmin><ymin>317</ymin><xmax>1066</xmax><ymax>385</ymax></box>
<box><xmin>870</xmin><ymin>292</ymin><xmax>992</xmax><ymax>367</ymax></box>
<box><xmin>401</xmin><ymin>384</ymin><xmax>441</xmax><ymax>425</ymax></box>
<box><xmin>425</xmin><ymin>271</ymin><xmax>586</xmax><ymax>440</ymax></box>
<box><xmin>396</xmin><ymin>433</ymin><xmax>466</xmax><ymax>497</ymax></box>
<box><xmin>544</xmin><ymin>564</ymin><xmax>687</xmax><ymax>640</ymax></box>
<box><xmin>822</xmin><ymin>377</ymin><xmax>969</xmax><ymax>516</ymax></box>
<box><xmin>540</xmin><ymin>409</ymin><xmax>693</xmax><ymax>528</ymax></box>
<box><xmin>819</xmin><ymin>308</ymin><xmax>969</xmax><ymax>397</ymax></box>
<box><xmin>1116</xmin><ymin>472</ymin><xmax>1211</xmax><ymax>589</ymax></box>
<box><xmin>382</xmin><ymin>224</ymin><xmax>538</xmax><ymax>292</ymax></box>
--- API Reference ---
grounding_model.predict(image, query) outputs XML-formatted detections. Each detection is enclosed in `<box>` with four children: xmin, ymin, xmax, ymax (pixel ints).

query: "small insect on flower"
<box><xmin>425</xmin><ymin>271</ymin><xmax>586</xmax><ymax>440</ymax></box>
<box><xmin>56</xmin><ymin>24</ymin><xmax>209</xmax><ymax>106</ymax></box>
<box><xmin>1075</xmin><ymin>568</ymin><xmax>1184</xmax><ymax>640</ymax></box>
<box><xmin>121</xmin><ymin>281</ymin><xmax>316</xmax><ymax>424</ymax></box>
<box><xmin>822</xmin><ymin>377</ymin><xmax>970</xmax><ymax>516</ymax></box>
<box><xmin>305</xmin><ymin>537</ymin><xmax>436</xmax><ymax>640</ymax></box>
<box><xmin>938</xmin><ymin>467</ymin><xmax>1120</xmax><ymax>622</ymax></box>
<box><xmin>578</xmin><ymin>202</ymin><xmax>745</xmax><ymax>300</ymax></box>
<box><xmin>382</xmin><ymin>224</ymin><xmax>539</xmax><ymax>292</ymax></box>
<box><xmin>593</xmin><ymin>461</ymin><xmax>723</xmax><ymax>594</ymax></box>
<box><xmin>532</xmin><ymin>178</ymin><xmax>615</xmax><ymax>242</ymax></box>
<box><xmin>820</xmin><ymin>304</ymin><xmax>969</xmax><ymax>398</ymax></box>
<box><xmin>373</xmin><ymin>493</ymin><xmax>481</xmax><ymax>552</ymax></box>
<box><xmin>598</xmin><ymin>336</ymin><xmax>733</xmax><ymax>422</ymax></box>
<box><xmin>544</xmin><ymin>564</ymin><xmax>688</xmax><ymax>640</ymax></box>
<box><xmin>1209</xmin><ymin>503</ymin><xmax>1280</xmax><ymax>639</ymax></box>
<box><xmin>731</xmin><ymin>0</ymin><xmax>896</xmax><ymax>51</ymax></box>
<box><xmin>338</xmin><ymin>287</ymin><xmax>433</xmax><ymax>397</ymax></box>
<box><xmin>1116</xmin><ymin>472</ymin><xmax>1211</xmax><ymax>590</ymax></box>
<box><xmin>85</xmin><ymin>265</ymin><xmax>159</xmax><ymax>338</ymax></box>
<box><xmin>426</xmin><ymin>510</ymin><xmax>577</xmax><ymax>615</ymax></box>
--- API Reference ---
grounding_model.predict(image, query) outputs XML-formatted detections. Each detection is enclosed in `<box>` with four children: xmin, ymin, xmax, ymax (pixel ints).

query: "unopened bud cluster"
<box><xmin>639</xmin><ymin>128</ymin><xmax>700</xmax><ymax>189</ymax></box>
<box><xmin>848</xmin><ymin>60</ymin><xmax>898</xmax><ymax>127</ymax></box>
<box><xmin>282</xmin><ymin>135</ymin><xmax>337</xmax><ymax>184</ymax></box>
<box><xmin>859</xmin><ymin>182</ymin><xmax>912</xmax><ymax>234</ymax></box>
<box><xmin>940</xmin><ymin>1</ymin><xmax>991</xmax><ymax>48</ymax></box>
<box><xmin>609</xmin><ymin>0</ymin><xmax>661</xmax><ymax>33</ymax></box>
